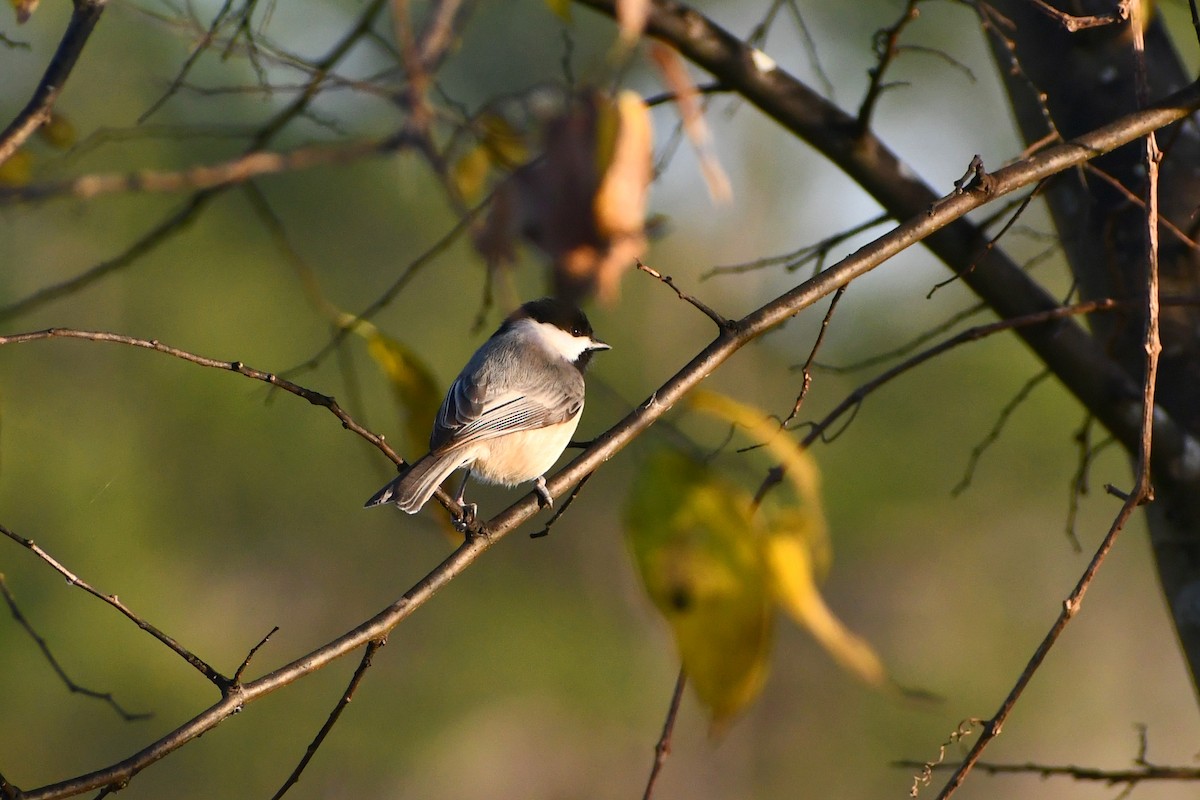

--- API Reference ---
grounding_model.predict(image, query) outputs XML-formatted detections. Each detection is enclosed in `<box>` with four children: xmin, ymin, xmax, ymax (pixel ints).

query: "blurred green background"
<box><xmin>3</xmin><ymin>1</ymin><xmax>1200</xmax><ymax>798</ymax></box>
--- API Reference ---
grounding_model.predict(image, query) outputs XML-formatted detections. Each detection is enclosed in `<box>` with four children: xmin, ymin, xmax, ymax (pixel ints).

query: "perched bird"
<box><xmin>364</xmin><ymin>297</ymin><xmax>609</xmax><ymax>517</ymax></box>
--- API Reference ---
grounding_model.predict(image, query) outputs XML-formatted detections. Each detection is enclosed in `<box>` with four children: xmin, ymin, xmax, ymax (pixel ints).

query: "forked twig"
<box><xmin>0</xmin><ymin>574</ymin><xmax>151</xmax><ymax>721</ymax></box>
<box><xmin>934</xmin><ymin>4</ymin><xmax>1163</xmax><ymax>793</ymax></box>
<box><xmin>0</xmin><ymin>524</ymin><xmax>229</xmax><ymax>690</ymax></box>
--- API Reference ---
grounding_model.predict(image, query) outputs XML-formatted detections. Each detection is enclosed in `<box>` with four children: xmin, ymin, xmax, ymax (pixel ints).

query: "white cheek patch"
<box><xmin>534</xmin><ymin>320</ymin><xmax>596</xmax><ymax>361</ymax></box>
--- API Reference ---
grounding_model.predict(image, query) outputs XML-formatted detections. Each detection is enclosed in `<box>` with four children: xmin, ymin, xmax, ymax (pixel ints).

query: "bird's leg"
<box><xmin>533</xmin><ymin>476</ymin><xmax>554</xmax><ymax>509</ymax></box>
<box><xmin>455</xmin><ymin>470</ymin><xmax>477</xmax><ymax>521</ymax></box>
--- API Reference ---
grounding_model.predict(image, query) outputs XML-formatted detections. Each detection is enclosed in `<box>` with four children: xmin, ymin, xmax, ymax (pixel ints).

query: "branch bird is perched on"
<box><xmin>364</xmin><ymin>297</ymin><xmax>610</xmax><ymax>518</ymax></box>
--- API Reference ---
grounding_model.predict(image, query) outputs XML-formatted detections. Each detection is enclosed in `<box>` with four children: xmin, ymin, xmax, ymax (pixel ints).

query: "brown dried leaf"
<box><xmin>616</xmin><ymin>0</ymin><xmax>649</xmax><ymax>45</ymax></box>
<box><xmin>10</xmin><ymin>0</ymin><xmax>38</xmax><ymax>23</ymax></box>
<box><xmin>650</xmin><ymin>42</ymin><xmax>732</xmax><ymax>203</ymax></box>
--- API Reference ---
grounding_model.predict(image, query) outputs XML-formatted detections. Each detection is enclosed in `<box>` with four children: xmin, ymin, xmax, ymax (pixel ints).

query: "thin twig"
<box><xmin>782</xmin><ymin>286</ymin><xmax>846</xmax><ymax>428</ymax></box>
<box><xmin>857</xmin><ymin>0</ymin><xmax>921</xmax><ymax>133</ymax></box>
<box><xmin>802</xmin><ymin>299</ymin><xmax>1123</xmax><ymax>449</ymax></box>
<box><xmin>637</xmin><ymin>260</ymin><xmax>732</xmax><ymax>330</ymax></box>
<box><xmin>703</xmin><ymin>213</ymin><xmax>891</xmax><ymax>279</ymax></box>
<box><xmin>529</xmin><ymin>473</ymin><xmax>593</xmax><ymax>539</ymax></box>
<box><xmin>951</xmin><ymin>369</ymin><xmax>1051</xmax><ymax>496</ymax></box>
<box><xmin>0</xmin><ymin>0</ymin><xmax>391</xmax><ymax>324</ymax></box>
<box><xmin>139</xmin><ymin>0</ymin><xmax>238</xmax><ymax>123</ymax></box>
<box><xmin>935</xmin><ymin>5</ymin><xmax>1162</xmax><ymax>794</ymax></box>
<box><xmin>232</xmin><ymin>626</ymin><xmax>279</xmax><ymax>683</ymax></box>
<box><xmin>1022</xmin><ymin>0</ymin><xmax>1128</xmax><ymax>31</ymax></box>
<box><xmin>269</xmin><ymin>638</ymin><xmax>385</xmax><ymax>800</ymax></box>
<box><xmin>12</xmin><ymin>13</ymin><xmax>1200</xmax><ymax>792</ymax></box>
<box><xmin>641</xmin><ymin>668</ymin><xmax>687</xmax><ymax>800</ymax></box>
<box><xmin>1082</xmin><ymin>163</ymin><xmax>1200</xmax><ymax>252</ymax></box>
<box><xmin>0</xmin><ymin>131</ymin><xmax>418</xmax><ymax>204</ymax></box>
<box><xmin>901</xmin><ymin>757</ymin><xmax>1200</xmax><ymax>785</ymax></box>
<box><xmin>0</xmin><ymin>574</ymin><xmax>151</xmax><ymax>721</ymax></box>
<box><xmin>0</xmin><ymin>328</ymin><xmax>403</xmax><ymax>466</ymax></box>
<box><xmin>0</xmin><ymin>524</ymin><xmax>230</xmax><ymax>690</ymax></box>
<box><xmin>285</xmin><ymin>191</ymin><xmax>492</xmax><ymax>377</ymax></box>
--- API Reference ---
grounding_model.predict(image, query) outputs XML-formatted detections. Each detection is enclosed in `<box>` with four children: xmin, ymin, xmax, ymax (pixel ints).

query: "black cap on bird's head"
<box><xmin>501</xmin><ymin>297</ymin><xmax>610</xmax><ymax>369</ymax></box>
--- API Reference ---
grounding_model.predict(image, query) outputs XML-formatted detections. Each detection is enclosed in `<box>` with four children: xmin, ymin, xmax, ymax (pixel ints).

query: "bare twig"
<box><xmin>1022</xmin><ymin>0</ymin><xmax>1128</xmax><ymax>32</ymax></box>
<box><xmin>782</xmin><ymin>286</ymin><xmax>846</xmax><ymax>428</ymax></box>
<box><xmin>0</xmin><ymin>131</ymin><xmax>418</xmax><ymax>205</ymax></box>
<box><xmin>232</xmin><ymin>626</ymin><xmax>279</xmax><ymax>683</ymax></box>
<box><xmin>951</xmin><ymin>369</ymin><xmax>1051</xmax><ymax>496</ymax></box>
<box><xmin>900</xmin><ymin>756</ymin><xmax>1200</xmax><ymax>785</ymax></box>
<box><xmin>703</xmin><ymin>213</ymin><xmax>890</xmax><ymax>279</ymax></box>
<box><xmin>1082</xmin><ymin>163</ymin><xmax>1199</xmax><ymax>251</ymax></box>
<box><xmin>269</xmin><ymin>638</ymin><xmax>385</xmax><ymax>800</ymax></box>
<box><xmin>935</xmin><ymin>5</ymin><xmax>1163</xmax><ymax>794</ymax></box>
<box><xmin>287</xmin><ymin>191</ymin><xmax>492</xmax><ymax>376</ymax></box>
<box><xmin>637</xmin><ymin>260</ymin><xmax>732</xmax><ymax>330</ymax></box>
<box><xmin>139</xmin><ymin>0</ymin><xmax>240</xmax><ymax>123</ymax></box>
<box><xmin>0</xmin><ymin>574</ymin><xmax>151</xmax><ymax>721</ymax></box>
<box><xmin>0</xmin><ymin>328</ymin><xmax>403</xmax><ymax>467</ymax></box>
<box><xmin>857</xmin><ymin>0</ymin><xmax>922</xmax><ymax>133</ymax></box>
<box><xmin>0</xmin><ymin>194</ymin><xmax>213</xmax><ymax>323</ymax></box>
<box><xmin>0</xmin><ymin>0</ymin><xmax>107</xmax><ymax>167</ymax></box>
<box><xmin>0</xmin><ymin>524</ymin><xmax>229</xmax><ymax>690</ymax></box>
<box><xmin>803</xmin><ymin>299</ymin><xmax>1123</xmax><ymax>449</ymax></box>
<box><xmin>11</xmin><ymin>7</ymin><xmax>1200</xmax><ymax>793</ymax></box>
<box><xmin>0</xmin><ymin>0</ymin><xmax>391</xmax><ymax>324</ymax></box>
<box><xmin>528</xmin><ymin>472</ymin><xmax>593</xmax><ymax>539</ymax></box>
<box><xmin>641</xmin><ymin>668</ymin><xmax>687</xmax><ymax>800</ymax></box>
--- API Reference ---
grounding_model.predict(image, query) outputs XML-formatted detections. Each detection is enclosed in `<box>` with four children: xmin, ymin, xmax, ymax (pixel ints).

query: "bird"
<box><xmin>364</xmin><ymin>297</ymin><xmax>610</xmax><ymax>518</ymax></box>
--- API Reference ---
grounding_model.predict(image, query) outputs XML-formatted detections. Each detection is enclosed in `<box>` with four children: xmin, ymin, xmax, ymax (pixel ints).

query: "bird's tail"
<box><xmin>363</xmin><ymin>452</ymin><xmax>467</xmax><ymax>513</ymax></box>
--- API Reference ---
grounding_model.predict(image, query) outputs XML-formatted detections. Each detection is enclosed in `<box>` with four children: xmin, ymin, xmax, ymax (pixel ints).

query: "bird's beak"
<box><xmin>590</xmin><ymin>338</ymin><xmax>611</xmax><ymax>351</ymax></box>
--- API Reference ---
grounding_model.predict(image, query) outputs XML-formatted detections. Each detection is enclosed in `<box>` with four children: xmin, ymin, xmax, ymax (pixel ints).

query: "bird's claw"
<box><xmin>453</xmin><ymin>502</ymin><xmax>478</xmax><ymax>532</ymax></box>
<box><xmin>534</xmin><ymin>477</ymin><xmax>554</xmax><ymax>509</ymax></box>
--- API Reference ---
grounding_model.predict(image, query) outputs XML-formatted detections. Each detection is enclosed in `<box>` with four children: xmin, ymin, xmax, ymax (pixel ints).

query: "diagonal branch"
<box><xmin>0</xmin><ymin>0</ymin><xmax>107</xmax><ymax>167</ymax></box>
<box><xmin>0</xmin><ymin>573</ymin><xmax>151</xmax><ymax>721</ymax></box>
<box><xmin>573</xmin><ymin>0</ymin><xmax>1200</xmax><ymax>508</ymax></box>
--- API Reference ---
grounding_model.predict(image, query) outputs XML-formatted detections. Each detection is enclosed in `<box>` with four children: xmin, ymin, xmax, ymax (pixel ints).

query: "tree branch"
<box><xmin>574</xmin><ymin>0</ymin><xmax>1200</xmax><ymax>511</ymax></box>
<box><xmin>0</xmin><ymin>0</ymin><xmax>107</xmax><ymax>167</ymax></box>
<box><xmin>9</xmin><ymin>55</ymin><xmax>1200</xmax><ymax>798</ymax></box>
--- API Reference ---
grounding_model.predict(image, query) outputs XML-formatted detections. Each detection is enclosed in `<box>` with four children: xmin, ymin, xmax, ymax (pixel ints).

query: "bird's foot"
<box><xmin>534</xmin><ymin>476</ymin><xmax>554</xmax><ymax>509</ymax></box>
<box><xmin>453</xmin><ymin>502</ymin><xmax>478</xmax><ymax>532</ymax></box>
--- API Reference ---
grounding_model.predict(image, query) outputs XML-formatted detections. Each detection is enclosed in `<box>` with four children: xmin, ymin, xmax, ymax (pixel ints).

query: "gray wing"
<box><xmin>429</xmin><ymin>341</ymin><xmax>583</xmax><ymax>453</ymax></box>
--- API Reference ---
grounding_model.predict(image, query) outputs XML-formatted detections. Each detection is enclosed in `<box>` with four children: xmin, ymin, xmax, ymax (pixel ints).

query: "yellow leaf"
<box><xmin>648</xmin><ymin>43</ymin><xmax>731</xmax><ymax>203</ymax></box>
<box><xmin>363</xmin><ymin>331</ymin><xmax>442</xmax><ymax>457</ymax></box>
<box><xmin>0</xmin><ymin>149</ymin><xmax>33</xmax><ymax>186</ymax></box>
<box><xmin>479</xmin><ymin>113</ymin><xmax>528</xmax><ymax>168</ymax></box>
<box><xmin>689</xmin><ymin>389</ymin><xmax>824</xmax><ymax>522</ymax></box>
<box><xmin>616</xmin><ymin>0</ymin><xmax>649</xmax><ymax>45</ymax></box>
<box><xmin>765</xmin><ymin>534</ymin><xmax>886</xmax><ymax>688</ymax></box>
<box><xmin>37</xmin><ymin>112</ymin><xmax>76</xmax><ymax>150</ymax></box>
<box><xmin>626</xmin><ymin>449</ymin><xmax>773</xmax><ymax>726</ymax></box>
<box><xmin>543</xmin><ymin>0</ymin><xmax>571</xmax><ymax>22</ymax></box>
<box><xmin>593</xmin><ymin>91</ymin><xmax>652</xmax><ymax>239</ymax></box>
<box><xmin>690</xmin><ymin>389</ymin><xmax>888</xmax><ymax>689</ymax></box>
<box><xmin>10</xmin><ymin>0</ymin><xmax>38</xmax><ymax>23</ymax></box>
<box><xmin>451</xmin><ymin>144</ymin><xmax>492</xmax><ymax>204</ymax></box>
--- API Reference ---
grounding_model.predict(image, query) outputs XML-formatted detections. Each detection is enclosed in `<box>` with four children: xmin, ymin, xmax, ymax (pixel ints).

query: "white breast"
<box><xmin>468</xmin><ymin>413</ymin><xmax>582</xmax><ymax>486</ymax></box>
